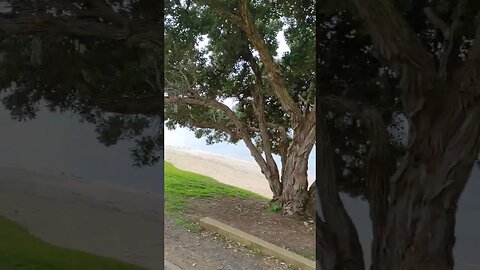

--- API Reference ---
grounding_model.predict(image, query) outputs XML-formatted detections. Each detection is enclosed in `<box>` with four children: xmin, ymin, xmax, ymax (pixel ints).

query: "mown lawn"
<box><xmin>164</xmin><ymin>161</ymin><xmax>268</xmax><ymax>228</ymax></box>
<box><xmin>0</xmin><ymin>216</ymin><xmax>145</xmax><ymax>270</ymax></box>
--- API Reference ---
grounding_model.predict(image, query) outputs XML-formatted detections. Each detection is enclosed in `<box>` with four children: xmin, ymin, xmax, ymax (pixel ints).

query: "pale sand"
<box><xmin>0</xmin><ymin>167</ymin><xmax>163</xmax><ymax>270</ymax></box>
<box><xmin>165</xmin><ymin>145</ymin><xmax>315</xmax><ymax>199</ymax></box>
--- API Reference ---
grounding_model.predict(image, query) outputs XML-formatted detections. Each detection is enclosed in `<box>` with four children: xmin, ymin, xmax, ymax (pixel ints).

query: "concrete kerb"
<box><xmin>165</xmin><ymin>260</ymin><xmax>182</xmax><ymax>270</ymax></box>
<box><xmin>199</xmin><ymin>216</ymin><xmax>315</xmax><ymax>270</ymax></box>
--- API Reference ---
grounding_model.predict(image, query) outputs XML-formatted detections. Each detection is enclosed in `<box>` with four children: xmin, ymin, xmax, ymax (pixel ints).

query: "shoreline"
<box><xmin>166</xmin><ymin>145</ymin><xmax>315</xmax><ymax>179</ymax></box>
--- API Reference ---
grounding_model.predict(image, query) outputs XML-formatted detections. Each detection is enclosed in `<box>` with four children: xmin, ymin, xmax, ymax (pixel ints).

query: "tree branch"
<box><xmin>188</xmin><ymin>121</ymin><xmax>242</xmax><ymax>142</ymax></box>
<box><xmin>455</xmin><ymin>11</ymin><xmax>480</xmax><ymax>95</ymax></box>
<box><xmin>319</xmin><ymin>95</ymin><xmax>366</xmax><ymax>117</ymax></box>
<box><xmin>252</xmin><ymin>91</ymin><xmax>282</xmax><ymax>195</ymax></box>
<box><xmin>294</xmin><ymin>105</ymin><xmax>316</xmax><ymax>154</ymax></box>
<box><xmin>423</xmin><ymin>6</ymin><xmax>449</xmax><ymax>38</ymax></box>
<box><xmin>316</xmin><ymin>109</ymin><xmax>365</xmax><ymax>269</ymax></box>
<box><xmin>0</xmin><ymin>13</ymin><xmax>162</xmax><ymax>47</ymax></box>
<box><xmin>85</xmin><ymin>0</ymin><xmax>129</xmax><ymax>27</ymax></box>
<box><xmin>241</xmin><ymin>36</ymin><xmax>281</xmax><ymax>188</ymax></box>
<box><xmin>349</xmin><ymin>0</ymin><xmax>436</xmax><ymax>116</ymax></box>
<box><xmin>320</xmin><ymin>95</ymin><xmax>394</xmax><ymax>265</ymax></box>
<box><xmin>426</xmin><ymin>0</ymin><xmax>467</xmax><ymax>81</ymax></box>
<box><xmin>349</xmin><ymin>0</ymin><xmax>434</xmax><ymax>71</ymax></box>
<box><xmin>278</xmin><ymin>125</ymin><xmax>289</xmax><ymax>177</ymax></box>
<box><xmin>165</xmin><ymin>94</ymin><xmax>270</xmax><ymax>174</ymax></box>
<box><xmin>468</xmin><ymin>17</ymin><xmax>480</xmax><ymax>62</ymax></box>
<box><xmin>197</xmin><ymin>0</ymin><xmax>303</xmax><ymax>125</ymax></box>
<box><xmin>88</xmin><ymin>95</ymin><xmax>163</xmax><ymax>115</ymax></box>
<box><xmin>194</xmin><ymin>0</ymin><xmax>244</xmax><ymax>26</ymax></box>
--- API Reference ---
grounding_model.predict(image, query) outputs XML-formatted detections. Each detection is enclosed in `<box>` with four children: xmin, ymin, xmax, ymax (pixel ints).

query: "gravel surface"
<box><xmin>164</xmin><ymin>216</ymin><xmax>292</xmax><ymax>270</ymax></box>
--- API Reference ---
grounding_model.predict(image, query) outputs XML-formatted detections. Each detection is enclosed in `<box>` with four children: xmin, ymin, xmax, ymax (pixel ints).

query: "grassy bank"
<box><xmin>0</xmin><ymin>216</ymin><xmax>145</xmax><ymax>270</ymax></box>
<box><xmin>164</xmin><ymin>161</ymin><xmax>315</xmax><ymax>266</ymax></box>
<box><xmin>164</xmin><ymin>161</ymin><xmax>268</xmax><ymax>229</ymax></box>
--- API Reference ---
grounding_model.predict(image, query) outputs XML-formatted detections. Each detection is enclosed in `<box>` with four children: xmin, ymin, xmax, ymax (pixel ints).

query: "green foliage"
<box><xmin>316</xmin><ymin>8</ymin><xmax>400</xmax><ymax>197</ymax></box>
<box><xmin>316</xmin><ymin>0</ymin><xmax>480</xmax><ymax>198</ymax></box>
<box><xmin>267</xmin><ymin>202</ymin><xmax>283</xmax><ymax>213</ymax></box>
<box><xmin>165</xmin><ymin>0</ymin><xmax>315</xmax><ymax>154</ymax></box>
<box><xmin>0</xmin><ymin>216</ymin><xmax>145</xmax><ymax>270</ymax></box>
<box><xmin>0</xmin><ymin>1</ymin><xmax>163</xmax><ymax>167</ymax></box>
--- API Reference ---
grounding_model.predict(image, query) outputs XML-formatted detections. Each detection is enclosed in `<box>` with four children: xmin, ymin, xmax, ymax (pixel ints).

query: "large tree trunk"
<box><xmin>365</xmin><ymin>75</ymin><xmax>480</xmax><ymax>268</ymax></box>
<box><xmin>375</xmin><ymin>157</ymin><xmax>477</xmax><ymax>270</ymax></box>
<box><xmin>280</xmin><ymin>145</ymin><xmax>311</xmax><ymax>215</ymax></box>
<box><xmin>323</xmin><ymin>0</ymin><xmax>480</xmax><ymax>268</ymax></box>
<box><xmin>305</xmin><ymin>181</ymin><xmax>317</xmax><ymax>217</ymax></box>
<box><xmin>372</xmin><ymin>89</ymin><xmax>480</xmax><ymax>269</ymax></box>
<box><xmin>278</xmin><ymin>119</ymin><xmax>316</xmax><ymax>216</ymax></box>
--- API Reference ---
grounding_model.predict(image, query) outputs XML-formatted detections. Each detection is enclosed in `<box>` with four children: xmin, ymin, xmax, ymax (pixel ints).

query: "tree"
<box><xmin>0</xmin><ymin>0</ymin><xmax>164</xmax><ymax>166</ymax></box>
<box><xmin>164</xmin><ymin>0</ymin><xmax>316</xmax><ymax>215</ymax></box>
<box><xmin>316</xmin><ymin>1</ymin><xmax>480</xmax><ymax>269</ymax></box>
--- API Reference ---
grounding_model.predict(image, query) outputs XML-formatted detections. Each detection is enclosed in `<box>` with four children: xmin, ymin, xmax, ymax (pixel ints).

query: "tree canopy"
<box><xmin>165</xmin><ymin>0</ymin><xmax>315</xmax><ymax>150</ymax></box>
<box><xmin>0</xmin><ymin>0</ymin><xmax>163</xmax><ymax>166</ymax></box>
<box><xmin>1</xmin><ymin>0</ymin><xmax>317</xmax><ymax>214</ymax></box>
<box><xmin>318</xmin><ymin>0</ymin><xmax>480</xmax><ymax>198</ymax></box>
<box><xmin>164</xmin><ymin>0</ymin><xmax>316</xmax><ymax>214</ymax></box>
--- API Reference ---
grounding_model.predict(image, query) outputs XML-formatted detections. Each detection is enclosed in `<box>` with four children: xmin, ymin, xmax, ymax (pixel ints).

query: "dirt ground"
<box><xmin>186</xmin><ymin>196</ymin><xmax>315</xmax><ymax>258</ymax></box>
<box><xmin>164</xmin><ymin>216</ymin><xmax>292</xmax><ymax>270</ymax></box>
<box><xmin>165</xmin><ymin>195</ymin><xmax>315</xmax><ymax>270</ymax></box>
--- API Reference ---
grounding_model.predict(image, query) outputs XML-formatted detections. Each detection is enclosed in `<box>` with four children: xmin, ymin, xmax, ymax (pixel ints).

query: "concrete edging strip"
<box><xmin>199</xmin><ymin>216</ymin><xmax>315</xmax><ymax>270</ymax></box>
<box><xmin>165</xmin><ymin>260</ymin><xmax>182</xmax><ymax>270</ymax></box>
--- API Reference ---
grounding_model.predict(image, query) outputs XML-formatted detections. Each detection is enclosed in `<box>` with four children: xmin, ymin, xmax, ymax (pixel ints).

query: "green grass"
<box><xmin>291</xmin><ymin>249</ymin><xmax>316</xmax><ymax>261</ymax></box>
<box><xmin>250</xmin><ymin>248</ymin><xmax>263</xmax><ymax>258</ymax></box>
<box><xmin>164</xmin><ymin>161</ymin><xmax>268</xmax><ymax>231</ymax></box>
<box><xmin>173</xmin><ymin>217</ymin><xmax>203</xmax><ymax>233</ymax></box>
<box><xmin>0</xmin><ymin>216</ymin><xmax>145</xmax><ymax>270</ymax></box>
<box><xmin>266</xmin><ymin>202</ymin><xmax>283</xmax><ymax>213</ymax></box>
<box><xmin>164</xmin><ymin>161</ymin><xmax>267</xmax><ymax>213</ymax></box>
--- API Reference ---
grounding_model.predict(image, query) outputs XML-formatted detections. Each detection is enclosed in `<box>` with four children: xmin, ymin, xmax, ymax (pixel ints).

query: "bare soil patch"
<box><xmin>184</xmin><ymin>196</ymin><xmax>315</xmax><ymax>260</ymax></box>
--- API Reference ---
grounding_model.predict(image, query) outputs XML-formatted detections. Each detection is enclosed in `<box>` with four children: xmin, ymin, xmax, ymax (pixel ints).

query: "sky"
<box><xmin>165</xmin><ymin>28</ymin><xmax>317</xmax><ymax>180</ymax></box>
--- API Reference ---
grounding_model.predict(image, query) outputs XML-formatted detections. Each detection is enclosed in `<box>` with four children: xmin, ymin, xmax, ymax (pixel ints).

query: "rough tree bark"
<box><xmin>330</xmin><ymin>0</ymin><xmax>480</xmax><ymax>269</ymax></box>
<box><xmin>374</xmin><ymin>83</ymin><xmax>480</xmax><ymax>270</ymax></box>
<box><xmin>279</xmin><ymin>110</ymin><xmax>316</xmax><ymax>215</ymax></box>
<box><xmin>0</xmin><ymin>1</ymin><xmax>163</xmax><ymax>47</ymax></box>
<box><xmin>316</xmin><ymin>109</ymin><xmax>365</xmax><ymax>270</ymax></box>
<box><xmin>318</xmin><ymin>96</ymin><xmax>394</xmax><ymax>270</ymax></box>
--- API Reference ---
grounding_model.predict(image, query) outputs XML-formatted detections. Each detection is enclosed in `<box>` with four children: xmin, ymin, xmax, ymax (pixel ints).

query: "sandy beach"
<box><xmin>165</xmin><ymin>145</ymin><xmax>316</xmax><ymax>198</ymax></box>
